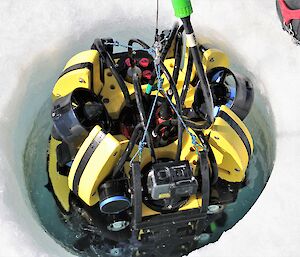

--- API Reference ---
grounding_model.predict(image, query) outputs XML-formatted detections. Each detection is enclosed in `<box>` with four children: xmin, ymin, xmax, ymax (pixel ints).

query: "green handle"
<box><xmin>171</xmin><ymin>0</ymin><xmax>193</xmax><ymax>18</ymax></box>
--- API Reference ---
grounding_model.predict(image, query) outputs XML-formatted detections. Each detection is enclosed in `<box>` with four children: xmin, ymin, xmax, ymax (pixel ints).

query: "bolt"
<box><xmin>103</xmin><ymin>98</ymin><xmax>109</xmax><ymax>104</ymax></box>
<box><xmin>79</xmin><ymin>78</ymin><xmax>86</xmax><ymax>83</ymax></box>
<box><xmin>152</xmin><ymin>131</ymin><xmax>158</xmax><ymax>138</ymax></box>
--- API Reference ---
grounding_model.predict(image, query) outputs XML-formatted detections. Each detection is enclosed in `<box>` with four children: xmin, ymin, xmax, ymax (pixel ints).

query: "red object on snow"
<box><xmin>278</xmin><ymin>0</ymin><xmax>300</xmax><ymax>25</ymax></box>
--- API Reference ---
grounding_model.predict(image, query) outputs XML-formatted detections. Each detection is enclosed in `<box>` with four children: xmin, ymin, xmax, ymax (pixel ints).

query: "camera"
<box><xmin>147</xmin><ymin>160</ymin><xmax>198</xmax><ymax>200</ymax></box>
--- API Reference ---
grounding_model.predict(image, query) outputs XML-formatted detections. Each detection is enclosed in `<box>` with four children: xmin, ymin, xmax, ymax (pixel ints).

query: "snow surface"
<box><xmin>0</xmin><ymin>0</ymin><xmax>299</xmax><ymax>256</ymax></box>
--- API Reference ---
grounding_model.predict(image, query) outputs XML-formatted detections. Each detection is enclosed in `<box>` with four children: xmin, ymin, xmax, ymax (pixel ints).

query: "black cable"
<box><xmin>161</xmin><ymin>23</ymin><xmax>180</xmax><ymax>61</ymax></box>
<box><xmin>127</xmin><ymin>39</ymin><xmax>151</xmax><ymax>67</ymax></box>
<box><xmin>153</xmin><ymin>118</ymin><xmax>208</xmax><ymax>136</ymax></box>
<box><xmin>132</xmin><ymin>72</ymin><xmax>157</xmax><ymax>163</ymax></box>
<box><xmin>92</xmin><ymin>39</ymin><xmax>131</xmax><ymax>107</ymax></box>
<box><xmin>152</xmin><ymin>119</ymin><xmax>178</xmax><ymax>136</ymax></box>
<box><xmin>160</xmin><ymin>62</ymin><xmax>183</xmax><ymax>161</ymax></box>
<box><xmin>172</xmin><ymin>25</ymin><xmax>184</xmax><ymax>86</ymax></box>
<box><xmin>112</xmin><ymin>123</ymin><xmax>144</xmax><ymax>178</ymax></box>
<box><xmin>128</xmin><ymin>39</ymin><xmax>150</xmax><ymax>55</ymax></box>
<box><xmin>180</xmin><ymin>49</ymin><xmax>193</xmax><ymax>106</ymax></box>
<box><xmin>184</xmin><ymin>119</ymin><xmax>210</xmax><ymax>130</ymax></box>
<box><xmin>181</xmin><ymin>17</ymin><xmax>214</xmax><ymax>125</ymax></box>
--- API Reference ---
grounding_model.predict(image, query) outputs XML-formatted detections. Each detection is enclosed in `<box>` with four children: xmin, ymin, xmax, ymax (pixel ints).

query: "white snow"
<box><xmin>0</xmin><ymin>0</ymin><xmax>299</xmax><ymax>256</ymax></box>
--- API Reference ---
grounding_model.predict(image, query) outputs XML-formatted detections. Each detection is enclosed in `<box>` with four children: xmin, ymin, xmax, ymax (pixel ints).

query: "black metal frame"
<box><xmin>130</xmin><ymin>149</ymin><xmax>211</xmax><ymax>231</ymax></box>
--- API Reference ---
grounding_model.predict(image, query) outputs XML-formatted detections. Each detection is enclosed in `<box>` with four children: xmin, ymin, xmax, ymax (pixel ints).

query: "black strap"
<box><xmin>72</xmin><ymin>130</ymin><xmax>106</xmax><ymax>195</ymax></box>
<box><xmin>58</xmin><ymin>62</ymin><xmax>94</xmax><ymax>92</ymax></box>
<box><xmin>218</xmin><ymin>111</ymin><xmax>251</xmax><ymax>158</ymax></box>
<box><xmin>131</xmin><ymin>162</ymin><xmax>143</xmax><ymax>229</ymax></box>
<box><xmin>199</xmin><ymin>151</ymin><xmax>210</xmax><ymax>214</ymax></box>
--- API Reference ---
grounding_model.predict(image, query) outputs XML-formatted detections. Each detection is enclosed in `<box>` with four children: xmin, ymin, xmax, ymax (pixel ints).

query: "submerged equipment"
<box><xmin>276</xmin><ymin>0</ymin><xmax>300</xmax><ymax>45</ymax></box>
<box><xmin>47</xmin><ymin>1</ymin><xmax>254</xmax><ymax>256</ymax></box>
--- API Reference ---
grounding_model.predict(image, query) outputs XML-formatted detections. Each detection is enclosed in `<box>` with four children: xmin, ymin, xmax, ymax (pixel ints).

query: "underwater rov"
<box><xmin>276</xmin><ymin>0</ymin><xmax>300</xmax><ymax>45</ymax></box>
<box><xmin>47</xmin><ymin>0</ymin><xmax>254</xmax><ymax>256</ymax></box>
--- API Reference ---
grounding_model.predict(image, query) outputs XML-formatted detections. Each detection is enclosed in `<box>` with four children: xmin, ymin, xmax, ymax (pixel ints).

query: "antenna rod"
<box><xmin>155</xmin><ymin>0</ymin><xmax>159</xmax><ymax>41</ymax></box>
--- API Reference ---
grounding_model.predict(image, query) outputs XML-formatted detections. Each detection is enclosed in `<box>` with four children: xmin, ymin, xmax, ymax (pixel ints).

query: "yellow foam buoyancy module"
<box><xmin>206</xmin><ymin>105</ymin><xmax>254</xmax><ymax>183</ymax></box>
<box><xmin>201</xmin><ymin>48</ymin><xmax>230</xmax><ymax>72</ymax></box>
<box><xmin>68</xmin><ymin>125</ymin><xmax>122</xmax><ymax>206</ymax></box>
<box><xmin>48</xmin><ymin>137</ymin><xmax>71</xmax><ymax>212</ymax></box>
<box><xmin>52</xmin><ymin>50</ymin><xmax>102</xmax><ymax>101</ymax></box>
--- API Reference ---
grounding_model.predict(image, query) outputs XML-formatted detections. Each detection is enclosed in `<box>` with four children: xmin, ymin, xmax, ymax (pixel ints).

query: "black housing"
<box><xmin>98</xmin><ymin>179</ymin><xmax>131</xmax><ymax>214</ymax></box>
<box><xmin>207</xmin><ymin>67</ymin><xmax>254</xmax><ymax>120</ymax></box>
<box><xmin>51</xmin><ymin>88</ymin><xmax>109</xmax><ymax>154</ymax></box>
<box><xmin>147</xmin><ymin>160</ymin><xmax>198</xmax><ymax>200</ymax></box>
